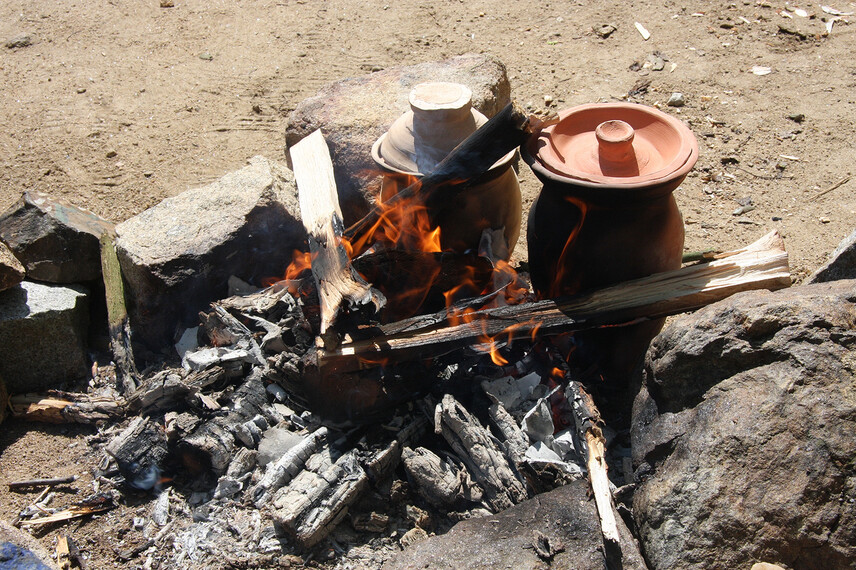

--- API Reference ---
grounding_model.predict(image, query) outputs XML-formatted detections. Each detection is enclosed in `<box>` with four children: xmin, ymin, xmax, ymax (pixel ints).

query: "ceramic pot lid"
<box><xmin>533</xmin><ymin>102</ymin><xmax>698</xmax><ymax>186</ymax></box>
<box><xmin>372</xmin><ymin>82</ymin><xmax>514</xmax><ymax>176</ymax></box>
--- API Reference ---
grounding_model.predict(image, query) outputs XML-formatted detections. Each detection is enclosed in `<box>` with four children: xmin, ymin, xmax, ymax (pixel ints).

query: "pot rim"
<box><xmin>371</xmin><ymin>130</ymin><xmax>517</xmax><ymax>177</ymax></box>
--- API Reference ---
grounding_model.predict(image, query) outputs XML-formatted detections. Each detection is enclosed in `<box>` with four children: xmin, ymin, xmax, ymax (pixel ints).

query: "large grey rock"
<box><xmin>632</xmin><ymin>280</ymin><xmax>856</xmax><ymax>570</ymax></box>
<box><xmin>0</xmin><ymin>242</ymin><xmax>25</xmax><ymax>292</ymax></box>
<box><xmin>0</xmin><ymin>281</ymin><xmax>89</xmax><ymax>393</ymax></box>
<box><xmin>0</xmin><ymin>191</ymin><xmax>113</xmax><ymax>283</ymax></box>
<box><xmin>382</xmin><ymin>480</ymin><xmax>647</xmax><ymax>570</ymax></box>
<box><xmin>808</xmin><ymin>228</ymin><xmax>856</xmax><ymax>283</ymax></box>
<box><xmin>0</xmin><ymin>520</ymin><xmax>57</xmax><ymax>570</ymax></box>
<box><xmin>115</xmin><ymin>156</ymin><xmax>303</xmax><ymax>353</ymax></box>
<box><xmin>285</xmin><ymin>53</ymin><xmax>511</xmax><ymax>225</ymax></box>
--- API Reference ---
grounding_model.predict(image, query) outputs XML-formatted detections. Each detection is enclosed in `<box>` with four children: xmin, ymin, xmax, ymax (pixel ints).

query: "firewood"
<box><xmin>269</xmin><ymin>417</ymin><xmax>422</xmax><ymax>548</ymax></box>
<box><xmin>401</xmin><ymin>446</ymin><xmax>483</xmax><ymax>508</ymax></box>
<box><xmin>567</xmin><ymin>380</ymin><xmax>622</xmax><ymax>568</ymax></box>
<box><xmin>9</xmin><ymin>392</ymin><xmax>126</xmax><ymax>424</ymax></box>
<box><xmin>250</xmin><ymin>426</ymin><xmax>328</xmax><ymax>508</ymax></box>
<box><xmin>434</xmin><ymin>394</ymin><xmax>528</xmax><ymax>512</ymax></box>
<box><xmin>126</xmin><ymin>366</ymin><xmax>228</xmax><ymax>414</ymax></box>
<box><xmin>343</xmin><ymin>102</ymin><xmax>534</xmax><ymax>246</ymax></box>
<box><xmin>18</xmin><ymin>493</ymin><xmax>115</xmax><ymax>527</ymax></box>
<box><xmin>100</xmin><ymin>231</ymin><xmax>139</xmax><ymax>393</ymax></box>
<box><xmin>56</xmin><ymin>534</ymin><xmax>71</xmax><ymax>570</ymax></box>
<box><xmin>320</xmin><ymin>231</ymin><xmax>790</xmax><ymax>372</ymax></box>
<box><xmin>290</xmin><ymin>129</ymin><xmax>385</xmax><ymax>336</ymax></box>
<box><xmin>487</xmin><ymin>400</ymin><xmax>529</xmax><ymax>465</ymax></box>
<box><xmin>105</xmin><ymin>416</ymin><xmax>169</xmax><ymax>490</ymax></box>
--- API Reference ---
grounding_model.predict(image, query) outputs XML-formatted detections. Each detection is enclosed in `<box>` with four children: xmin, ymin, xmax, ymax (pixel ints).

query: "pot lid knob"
<box><xmin>595</xmin><ymin>120</ymin><xmax>640</xmax><ymax>176</ymax></box>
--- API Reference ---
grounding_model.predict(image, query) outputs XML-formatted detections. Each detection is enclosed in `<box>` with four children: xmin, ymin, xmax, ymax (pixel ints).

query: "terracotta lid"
<box><xmin>533</xmin><ymin>102</ymin><xmax>698</xmax><ymax>186</ymax></box>
<box><xmin>372</xmin><ymin>82</ymin><xmax>514</xmax><ymax>176</ymax></box>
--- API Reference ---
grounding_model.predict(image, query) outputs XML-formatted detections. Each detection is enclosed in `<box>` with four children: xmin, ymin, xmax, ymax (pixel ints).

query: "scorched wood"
<box><xmin>178</xmin><ymin>369</ymin><xmax>281</xmax><ymax>476</ymax></box>
<box><xmin>100</xmin><ymin>231</ymin><xmax>138</xmax><ymax>393</ymax></box>
<box><xmin>434</xmin><ymin>394</ymin><xmax>528</xmax><ymax>512</ymax></box>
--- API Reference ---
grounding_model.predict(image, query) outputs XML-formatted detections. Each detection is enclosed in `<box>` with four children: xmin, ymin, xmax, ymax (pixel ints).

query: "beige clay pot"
<box><xmin>371</xmin><ymin>82</ymin><xmax>522</xmax><ymax>258</ymax></box>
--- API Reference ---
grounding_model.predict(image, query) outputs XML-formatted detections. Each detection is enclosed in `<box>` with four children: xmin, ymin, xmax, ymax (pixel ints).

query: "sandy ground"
<box><xmin>1</xmin><ymin>0</ymin><xmax>855</xmax><ymax>567</ymax></box>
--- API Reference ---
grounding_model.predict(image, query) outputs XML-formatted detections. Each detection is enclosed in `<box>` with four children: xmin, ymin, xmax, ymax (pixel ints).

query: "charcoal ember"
<box><xmin>351</xmin><ymin>512</ymin><xmax>390</xmax><ymax>533</ymax></box>
<box><xmin>435</xmin><ymin>394</ymin><xmax>528</xmax><ymax>512</ymax></box>
<box><xmin>401</xmin><ymin>446</ymin><xmax>482</xmax><ymax>509</ymax></box>
<box><xmin>105</xmin><ymin>417</ymin><xmax>169</xmax><ymax>491</ymax></box>
<box><xmin>178</xmin><ymin>369</ymin><xmax>275</xmax><ymax>476</ymax></box>
<box><xmin>0</xmin><ymin>191</ymin><xmax>113</xmax><ymax>283</ymax></box>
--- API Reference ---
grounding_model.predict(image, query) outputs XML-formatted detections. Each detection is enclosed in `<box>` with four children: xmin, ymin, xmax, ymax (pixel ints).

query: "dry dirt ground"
<box><xmin>1</xmin><ymin>0</ymin><xmax>855</xmax><ymax>568</ymax></box>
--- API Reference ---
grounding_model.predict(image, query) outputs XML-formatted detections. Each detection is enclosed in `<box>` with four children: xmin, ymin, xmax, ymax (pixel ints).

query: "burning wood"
<box><xmin>319</xmin><ymin>230</ymin><xmax>790</xmax><ymax>373</ymax></box>
<box><xmin>291</xmin><ymin>129</ymin><xmax>386</xmax><ymax>337</ymax></box>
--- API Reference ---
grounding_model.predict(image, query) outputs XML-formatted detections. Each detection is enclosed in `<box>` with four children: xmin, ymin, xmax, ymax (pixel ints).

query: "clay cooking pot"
<box><xmin>523</xmin><ymin>102</ymin><xmax>698</xmax><ymax>413</ymax></box>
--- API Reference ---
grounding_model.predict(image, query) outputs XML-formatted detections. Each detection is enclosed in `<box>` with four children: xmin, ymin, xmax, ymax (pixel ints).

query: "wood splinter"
<box><xmin>8</xmin><ymin>475</ymin><xmax>78</xmax><ymax>490</ymax></box>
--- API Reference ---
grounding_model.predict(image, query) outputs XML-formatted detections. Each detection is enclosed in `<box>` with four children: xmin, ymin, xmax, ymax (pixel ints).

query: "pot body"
<box><xmin>526</xmin><ymin>153</ymin><xmax>685</xmax><ymax>417</ymax></box>
<box><xmin>380</xmin><ymin>163</ymin><xmax>522</xmax><ymax>258</ymax></box>
<box><xmin>526</xmin><ymin>175</ymin><xmax>684</xmax><ymax>299</ymax></box>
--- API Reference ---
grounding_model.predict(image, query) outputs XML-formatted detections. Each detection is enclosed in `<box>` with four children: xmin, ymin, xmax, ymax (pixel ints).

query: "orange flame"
<box><xmin>263</xmin><ymin>249</ymin><xmax>314</xmax><ymax>294</ymax></box>
<box><xmin>345</xmin><ymin>173</ymin><xmax>443</xmax><ymax>257</ymax></box>
<box><xmin>549</xmin><ymin>195</ymin><xmax>589</xmax><ymax>299</ymax></box>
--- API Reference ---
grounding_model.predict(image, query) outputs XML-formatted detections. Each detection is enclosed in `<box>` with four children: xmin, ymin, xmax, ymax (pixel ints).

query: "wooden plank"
<box><xmin>290</xmin><ymin>129</ymin><xmax>385</xmax><ymax>335</ymax></box>
<box><xmin>320</xmin><ymin>231</ymin><xmax>790</xmax><ymax>371</ymax></box>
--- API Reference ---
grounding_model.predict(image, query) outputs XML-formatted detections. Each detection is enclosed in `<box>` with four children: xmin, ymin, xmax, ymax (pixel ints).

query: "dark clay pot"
<box><xmin>523</xmin><ymin>103</ymin><xmax>698</xmax><ymax>416</ymax></box>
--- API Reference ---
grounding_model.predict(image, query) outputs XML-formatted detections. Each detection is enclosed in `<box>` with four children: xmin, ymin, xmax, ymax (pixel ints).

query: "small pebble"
<box><xmin>76</xmin><ymin>87</ymin><xmax>86</xmax><ymax>94</ymax></box>
<box><xmin>820</xmin><ymin>217</ymin><xmax>831</xmax><ymax>224</ymax></box>
<box><xmin>593</xmin><ymin>23</ymin><xmax>617</xmax><ymax>38</ymax></box>
<box><xmin>106</xmin><ymin>150</ymin><xmax>117</xmax><ymax>158</ymax></box>
<box><xmin>543</xmin><ymin>94</ymin><xmax>554</xmax><ymax>105</ymax></box>
<box><xmin>199</xmin><ymin>52</ymin><xmax>213</xmax><ymax>61</ymax></box>
<box><xmin>787</xmin><ymin>113</ymin><xmax>805</xmax><ymax>123</ymax></box>
<box><xmin>667</xmin><ymin>92</ymin><xmax>686</xmax><ymax>107</ymax></box>
<box><xmin>772</xmin><ymin>216</ymin><xmax>782</xmax><ymax>221</ymax></box>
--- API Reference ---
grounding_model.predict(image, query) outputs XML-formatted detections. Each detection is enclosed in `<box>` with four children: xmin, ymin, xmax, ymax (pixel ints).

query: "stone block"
<box><xmin>115</xmin><ymin>156</ymin><xmax>303</xmax><ymax>353</ymax></box>
<box><xmin>0</xmin><ymin>281</ymin><xmax>89</xmax><ymax>393</ymax></box>
<box><xmin>0</xmin><ymin>191</ymin><xmax>114</xmax><ymax>283</ymax></box>
<box><xmin>0</xmin><ymin>242</ymin><xmax>25</xmax><ymax>292</ymax></box>
<box><xmin>285</xmin><ymin>53</ymin><xmax>511</xmax><ymax>225</ymax></box>
<box><xmin>632</xmin><ymin>280</ymin><xmax>856</xmax><ymax>569</ymax></box>
<box><xmin>808</xmin><ymin>228</ymin><xmax>856</xmax><ymax>283</ymax></box>
<box><xmin>382</xmin><ymin>480</ymin><xmax>646</xmax><ymax>570</ymax></box>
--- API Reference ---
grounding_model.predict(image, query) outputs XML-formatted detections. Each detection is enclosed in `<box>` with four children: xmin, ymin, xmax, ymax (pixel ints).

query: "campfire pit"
<box><xmin>4</xmin><ymin>97</ymin><xmax>793</xmax><ymax>569</ymax></box>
